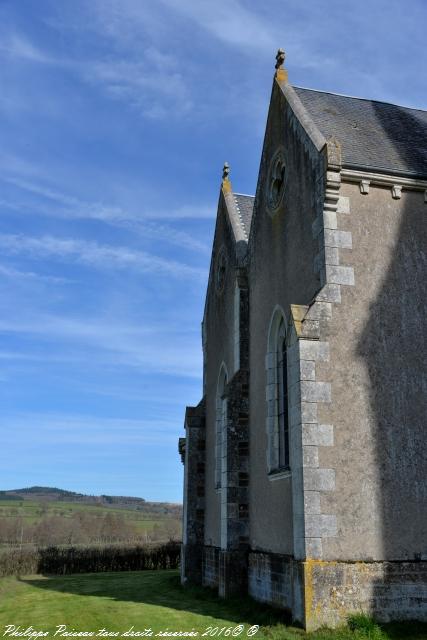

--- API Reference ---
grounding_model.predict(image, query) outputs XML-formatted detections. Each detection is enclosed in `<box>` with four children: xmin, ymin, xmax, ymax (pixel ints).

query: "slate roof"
<box><xmin>294</xmin><ymin>87</ymin><xmax>427</xmax><ymax>178</ymax></box>
<box><xmin>234</xmin><ymin>194</ymin><xmax>255</xmax><ymax>239</ymax></box>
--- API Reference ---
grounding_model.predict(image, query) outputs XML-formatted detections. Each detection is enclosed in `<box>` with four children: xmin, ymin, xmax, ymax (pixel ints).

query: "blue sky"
<box><xmin>0</xmin><ymin>0</ymin><xmax>426</xmax><ymax>502</ymax></box>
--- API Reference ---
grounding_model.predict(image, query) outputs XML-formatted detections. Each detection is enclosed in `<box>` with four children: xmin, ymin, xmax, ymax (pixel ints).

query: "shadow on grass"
<box><xmin>19</xmin><ymin>571</ymin><xmax>427</xmax><ymax>639</ymax></box>
<box><xmin>20</xmin><ymin>570</ymin><xmax>291</xmax><ymax>629</ymax></box>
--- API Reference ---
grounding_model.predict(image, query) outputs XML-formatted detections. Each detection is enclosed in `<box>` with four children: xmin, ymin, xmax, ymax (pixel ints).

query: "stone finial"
<box><xmin>275</xmin><ymin>48</ymin><xmax>288</xmax><ymax>83</ymax></box>
<box><xmin>221</xmin><ymin>161</ymin><xmax>232</xmax><ymax>193</ymax></box>
<box><xmin>275</xmin><ymin>48</ymin><xmax>286</xmax><ymax>69</ymax></box>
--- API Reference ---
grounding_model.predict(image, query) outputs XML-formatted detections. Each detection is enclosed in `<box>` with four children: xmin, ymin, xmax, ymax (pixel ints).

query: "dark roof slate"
<box><xmin>234</xmin><ymin>194</ymin><xmax>255</xmax><ymax>239</ymax></box>
<box><xmin>294</xmin><ymin>87</ymin><xmax>427</xmax><ymax>178</ymax></box>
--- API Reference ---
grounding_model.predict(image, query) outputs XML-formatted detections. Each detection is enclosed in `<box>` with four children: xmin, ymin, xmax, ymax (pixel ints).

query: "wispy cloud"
<box><xmin>86</xmin><ymin>55</ymin><xmax>192</xmax><ymax>119</ymax></box>
<box><xmin>1</xmin><ymin>174</ymin><xmax>214</xmax><ymax>251</ymax></box>
<box><xmin>0</xmin><ymin>263</ymin><xmax>71</xmax><ymax>285</ymax></box>
<box><xmin>0</xmin><ymin>313</ymin><xmax>202</xmax><ymax>378</ymax></box>
<box><xmin>0</xmin><ymin>23</ymin><xmax>192</xmax><ymax>120</ymax></box>
<box><xmin>0</xmin><ymin>33</ymin><xmax>54</xmax><ymax>64</ymax></box>
<box><xmin>0</xmin><ymin>233</ymin><xmax>206</xmax><ymax>280</ymax></box>
<box><xmin>159</xmin><ymin>0</ymin><xmax>280</xmax><ymax>55</ymax></box>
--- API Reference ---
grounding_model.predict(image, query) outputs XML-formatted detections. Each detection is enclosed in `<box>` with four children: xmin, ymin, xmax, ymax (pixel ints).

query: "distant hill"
<box><xmin>1</xmin><ymin>486</ymin><xmax>182</xmax><ymax>517</ymax></box>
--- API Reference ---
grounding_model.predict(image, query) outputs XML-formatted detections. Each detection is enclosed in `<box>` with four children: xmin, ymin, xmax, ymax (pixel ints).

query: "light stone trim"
<box><xmin>392</xmin><ymin>185</ymin><xmax>402</xmax><ymax>199</ymax></box>
<box><xmin>222</xmin><ymin>190</ymin><xmax>247</xmax><ymax>244</ymax></box>
<box><xmin>277</xmin><ymin>82</ymin><xmax>326</xmax><ymax>152</ymax></box>
<box><xmin>288</xmin><ymin>335</ymin><xmax>336</xmax><ymax>561</ymax></box>
<box><xmin>291</xmin><ymin>145</ymin><xmax>356</xmax><ymax>561</ymax></box>
<box><xmin>302</xmin><ymin>424</ymin><xmax>334</xmax><ymax>447</ymax></box>
<box><xmin>323</xmin><ymin>265</ymin><xmax>355</xmax><ymax>287</ymax></box>
<box><xmin>360</xmin><ymin>179</ymin><xmax>370</xmax><ymax>194</ymax></box>
<box><xmin>215</xmin><ymin>364</ymin><xmax>228</xmax><ymax>495</ymax></box>
<box><xmin>341</xmin><ymin>167</ymin><xmax>427</xmax><ymax>192</ymax></box>
<box><xmin>265</xmin><ymin>306</ymin><xmax>289</xmax><ymax>474</ymax></box>
<box><xmin>324</xmin><ymin>229</ymin><xmax>352</xmax><ymax>249</ymax></box>
<box><xmin>337</xmin><ymin>196</ymin><xmax>350</xmax><ymax>214</ymax></box>
<box><xmin>268</xmin><ymin>469</ymin><xmax>292</xmax><ymax>481</ymax></box>
<box><xmin>233</xmin><ymin>196</ymin><xmax>249</xmax><ymax>240</ymax></box>
<box><xmin>233</xmin><ymin>282</ymin><xmax>240</xmax><ymax>374</ymax></box>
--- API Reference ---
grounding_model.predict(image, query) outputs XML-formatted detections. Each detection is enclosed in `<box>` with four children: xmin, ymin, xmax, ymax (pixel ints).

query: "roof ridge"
<box><xmin>293</xmin><ymin>85</ymin><xmax>427</xmax><ymax>114</ymax></box>
<box><xmin>234</xmin><ymin>192</ymin><xmax>255</xmax><ymax>198</ymax></box>
<box><xmin>233</xmin><ymin>195</ymin><xmax>249</xmax><ymax>240</ymax></box>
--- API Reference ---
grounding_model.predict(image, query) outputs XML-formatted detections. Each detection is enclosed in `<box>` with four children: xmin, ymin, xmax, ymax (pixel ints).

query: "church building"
<box><xmin>179</xmin><ymin>51</ymin><xmax>427</xmax><ymax>629</ymax></box>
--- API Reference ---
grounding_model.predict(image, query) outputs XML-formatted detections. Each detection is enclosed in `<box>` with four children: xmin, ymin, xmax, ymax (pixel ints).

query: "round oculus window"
<box><xmin>215</xmin><ymin>248</ymin><xmax>227</xmax><ymax>294</ymax></box>
<box><xmin>267</xmin><ymin>149</ymin><xmax>286</xmax><ymax>215</ymax></box>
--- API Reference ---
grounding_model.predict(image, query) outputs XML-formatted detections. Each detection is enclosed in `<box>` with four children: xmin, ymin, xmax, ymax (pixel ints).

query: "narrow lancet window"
<box><xmin>215</xmin><ymin>364</ymin><xmax>228</xmax><ymax>489</ymax></box>
<box><xmin>266</xmin><ymin>309</ymin><xmax>290</xmax><ymax>474</ymax></box>
<box><xmin>277</xmin><ymin>332</ymin><xmax>289</xmax><ymax>469</ymax></box>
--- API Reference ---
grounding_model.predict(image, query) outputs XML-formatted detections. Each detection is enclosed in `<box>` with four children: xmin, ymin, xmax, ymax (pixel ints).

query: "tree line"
<box><xmin>0</xmin><ymin>542</ymin><xmax>181</xmax><ymax>576</ymax></box>
<box><xmin>0</xmin><ymin>511</ymin><xmax>181</xmax><ymax>547</ymax></box>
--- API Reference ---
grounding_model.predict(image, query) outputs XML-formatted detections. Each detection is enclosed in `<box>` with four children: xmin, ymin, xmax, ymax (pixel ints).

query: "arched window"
<box><xmin>277</xmin><ymin>321</ymin><xmax>290</xmax><ymax>469</ymax></box>
<box><xmin>215</xmin><ymin>364</ymin><xmax>228</xmax><ymax>489</ymax></box>
<box><xmin>266</xmin><ymin>308</ymin><xmax>290</xmax><ymax>473</ymax></box>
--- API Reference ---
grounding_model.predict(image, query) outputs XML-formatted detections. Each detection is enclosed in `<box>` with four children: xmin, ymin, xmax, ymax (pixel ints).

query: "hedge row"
<box><xmin>0</xmin><ymin>542</ymin><xmax>181</xmax><ymax>576</ymax></box>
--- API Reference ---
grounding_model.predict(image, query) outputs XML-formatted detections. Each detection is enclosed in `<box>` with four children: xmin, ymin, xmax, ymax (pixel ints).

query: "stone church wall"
<box><xmin>247</xmin><ymin>83</ymin><xmax>324</xmax><ymax>554</ymax></box>
<box><xmin>203</xmin><ymin>197</ymin><xmax>240</xmax><ymax>550</ymax></box>
<box><xmin>180</xmin><ymin>71</ymin><xmax>427</xmax><ymax>628</ymax></box>
<box><xmin>316</xmin><ymin>182</ymin><xmax>427</xmax><ymax>562</ymax></box>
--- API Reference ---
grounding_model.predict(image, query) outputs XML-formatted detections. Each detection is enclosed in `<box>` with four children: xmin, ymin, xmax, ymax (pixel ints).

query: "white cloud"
<box><xmin>0</xmin><ymin>232</ymin><xmax>207</xmax><ymax>280</ymax></box>
<box><xmin>0</xmin><ymin>263</ymin><xmax>71</xmax><ymax>285</ymax></box>
<box><xmin>159</xmin><ymin>0</ymin><xmax>280</xmax><ymax>54</ymax></box>
<box><xmin>0</xmin><ymin>33</ymin><xmax>54</xmax><ymax>64</ymax></box>
<box><xmin>1</xmin><ymin>175</ymin><xmax>214</xmax><ymax>251</ymax></box>
<box><xmin>86</xmin><ymin>57</ymin><xmax>192</xmax><ymax>118</ymax></box>
<box><xmin>0</xmin><ymin>312</ymin><xmax>202</xmax><ymax>378</ymax></box>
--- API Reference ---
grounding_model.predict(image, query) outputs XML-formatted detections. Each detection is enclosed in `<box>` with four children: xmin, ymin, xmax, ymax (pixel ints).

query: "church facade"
<box><xmin>179</xmin><ymin>52</ymin><xmax>427</xmax><ymax>629</ymax></box>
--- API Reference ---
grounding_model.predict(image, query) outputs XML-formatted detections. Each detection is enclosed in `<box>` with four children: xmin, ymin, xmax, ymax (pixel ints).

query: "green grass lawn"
<box><xmin>0</xmin><ymin>570</ymin><xmax>425</xmax><ymax>640</ymax></box>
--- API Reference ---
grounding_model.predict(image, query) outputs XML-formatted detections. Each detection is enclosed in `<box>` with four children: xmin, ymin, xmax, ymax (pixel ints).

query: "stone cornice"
<box><xmin>341</xmin><ymin>168</ymin><xmax>427</xmax><ymax>192</ymax></box>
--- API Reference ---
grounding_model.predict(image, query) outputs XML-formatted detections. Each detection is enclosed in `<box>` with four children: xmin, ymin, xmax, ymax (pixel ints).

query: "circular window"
<box><xmin>267</xmin><ymin>148</ymin><xmax>286</xmax><ymax>215</ymax></box>
<box><xmin>215</xmin><ymin>247</ymin><xmax>227</xmax><ymax>294</ymax></box>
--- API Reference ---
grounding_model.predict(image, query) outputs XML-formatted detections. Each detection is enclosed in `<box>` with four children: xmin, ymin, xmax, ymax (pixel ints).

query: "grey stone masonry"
<box><xmin>305</xmin><ymin>561</ymin><xmax>427</xmax><ymax>628</ymax></box>
<box><xmin>217</xmin><ymin>274</ymin><xmax>250</xmax><ymax>597</ymax></box>
<box><xmin>203</xmin><ymin>546</ymin><xmax>220</xmax><ymax>588</ymax></box>
<box><xmin>218</xmin><ymin>367</ymin><xmax>250</xmax><ymax>596</ymax></box>
<box><xmin>181</xmin><ymin>399</ymin><xmax>206</xmax><ymax>586</ymax></box>
<box><xmin>248</xmin><ymin>552</ymin><xmax>293</xmax><ymax>612</ymax></box>
<box><xmin>286</xmin><ymin>136</ymin><xmax>356</xmax><ymax>561</ymax></box>
<box><xmin>287</xmin><ymin>325</ymin><xmax>336</xmax><ymax>561</ymax></box>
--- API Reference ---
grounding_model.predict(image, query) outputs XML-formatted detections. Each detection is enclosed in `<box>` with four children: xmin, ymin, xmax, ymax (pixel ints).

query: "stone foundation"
<box><xmin>181</xmin><ymin>543</ymin><xmax>203</xmax><ymax>585</ymax></box>
<box><xmin>218</xmin><ymin>548</ymin><xmax>248</xmax><ymax>597</ymax></box>
<box><xmin>304</xmin><ymin>559</ymin><xmax>427</xmax><ymax>630</ymax></box>
<box><xmin>203</xmin><ymin>546</ymin><xmax>220</xmax><ymax>588</ymax></box>
<box><xmin>248</xmin><ymin>551</ymin><xmax>294</xmax><ymax>610</ymax></box>
<box><xmin>193</xmin><ymin>548</ymin><xmax>427</xmax><ymax>629</ymax></box>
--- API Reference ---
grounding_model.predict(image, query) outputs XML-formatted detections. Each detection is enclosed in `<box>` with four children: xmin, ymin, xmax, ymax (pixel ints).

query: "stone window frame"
<box><xmin>266</xmin><ymin>147</ymin><xmax>287</xmax><ymax>217</ymax></box>
<box><xmin>215</xmin><ymin>246</ymin><xmax>227</xmax><ymax>295</ymax></box>
<box><xmin>233</xmin><ymin>281</ymin><xmax>240</xmax><ymax>374</ymax></box>
<box><xmin>266</xmin><ymin>306</ymin><xmax>291</xmax><ymax>477</ymax></box>
<box><xmin>215</xmin><ymin>362</ymin><xmax>228</xmax><ymax>490</ymax></box>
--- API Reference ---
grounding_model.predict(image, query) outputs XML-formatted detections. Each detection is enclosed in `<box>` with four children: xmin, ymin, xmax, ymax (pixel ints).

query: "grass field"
<box><xmin>0</xmin><ymin>570</ymin><xmax>425</xmax><ymax>640</ymax></box>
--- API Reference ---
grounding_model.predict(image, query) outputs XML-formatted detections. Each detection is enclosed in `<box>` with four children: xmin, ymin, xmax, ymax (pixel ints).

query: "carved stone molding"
<box><xmin>360</xmin><ymin>180</ymin><xmax>370</xmax><ymax>195</ymax></box>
